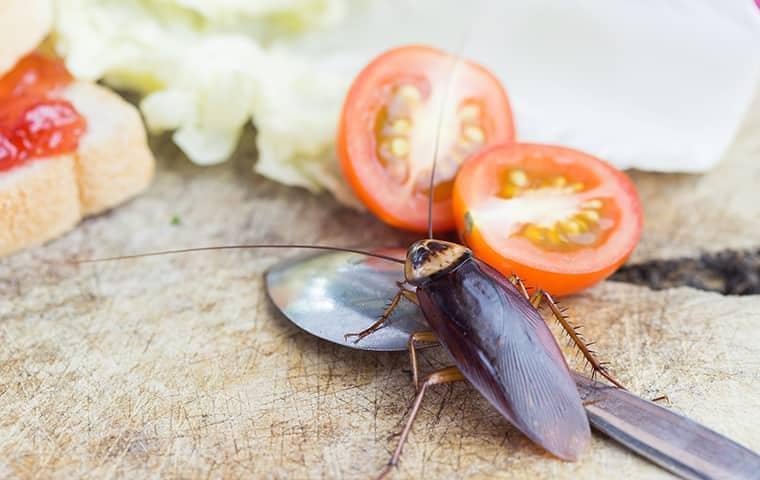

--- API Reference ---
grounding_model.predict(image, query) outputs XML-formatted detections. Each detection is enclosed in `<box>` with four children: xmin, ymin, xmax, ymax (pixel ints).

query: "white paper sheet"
<box><xmin>290</xmin><ymin>0</ymin><xmax>760</xmax><ymax>172</ymax></box>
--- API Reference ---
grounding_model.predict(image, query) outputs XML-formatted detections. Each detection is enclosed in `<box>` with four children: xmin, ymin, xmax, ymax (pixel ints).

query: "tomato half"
<box><xmin>338</xmin><ymin>45</ymin><xmax>515</xmax><ymax>232</ymax></box>
<box><xmin>453</xmin><ymin>143</ymin><xmax>642</xmax><ymax>296</ymax></box>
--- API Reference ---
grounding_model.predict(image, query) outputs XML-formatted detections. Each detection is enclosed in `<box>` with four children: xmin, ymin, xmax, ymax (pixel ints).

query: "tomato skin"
<box><xmin>462</xmin><ymin>224</ymin><xmax>633</xmax><ymax>296</ymax></box>
<box><xmin>338</xmin><ymin>45</ymin><xmax>515</xmax><ymax>233</ymax></box>
<box><xmin>453</xmin><ymin>143</ymin><xmax>643</xmax><ymax>296</ymax></box>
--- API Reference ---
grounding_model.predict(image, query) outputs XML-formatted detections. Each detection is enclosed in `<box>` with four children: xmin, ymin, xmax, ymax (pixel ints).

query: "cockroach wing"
<box><xmin>416</xmin><ymin>258</ymin><xmax>590</xmax><ymax>461</ymax></box>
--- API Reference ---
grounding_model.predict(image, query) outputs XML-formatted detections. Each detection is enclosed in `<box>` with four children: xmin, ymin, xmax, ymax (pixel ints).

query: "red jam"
<box><xmin>0</xmin><ymin>53</ymin><xmax>86</xmax><ymax>172</ymax></box>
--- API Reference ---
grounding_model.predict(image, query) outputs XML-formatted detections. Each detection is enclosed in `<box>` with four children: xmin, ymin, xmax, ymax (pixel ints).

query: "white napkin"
<box><xmin>292</xmin><ymin>0</ymin><xmax>760</xmax><ymax>172</ymax></box>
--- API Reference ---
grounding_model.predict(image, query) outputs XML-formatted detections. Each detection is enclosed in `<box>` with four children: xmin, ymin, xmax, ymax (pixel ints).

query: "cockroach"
<box><xmin>77</xmin><ymin>54</ymin><xmax>624</xmax><ymax>480</ymax></box>
<box><xmin>82</xmin><ymin>191</ymin><xmax>623</xmax><ymax>479</ymax></box>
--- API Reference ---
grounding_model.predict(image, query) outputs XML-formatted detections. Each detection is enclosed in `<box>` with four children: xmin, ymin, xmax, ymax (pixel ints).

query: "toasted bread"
<box><xmin>0</xmin><ymin>83</ymin><xmax>155</xmax><ymax>256</ymax></box>
<box><xmin>62</xmin><ymin>82</ymin><xmax>155</xmax><ymax>216</ymax></box>
<box><xmin>0</xmin><ymin>0</ymin><xmax>155</xmax><ymax>257</ymax></box>
<box><xmin>0</xmin><ymin>156</ymin><xmax>81</xmax><ymax>256</ymax></box>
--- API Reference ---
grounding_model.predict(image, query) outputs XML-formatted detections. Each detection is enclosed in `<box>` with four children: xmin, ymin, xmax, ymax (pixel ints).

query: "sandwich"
<box><xmin>0</xmin><ymin>0</ymin><xmax>155</xmax><ymax>257</ymax></box>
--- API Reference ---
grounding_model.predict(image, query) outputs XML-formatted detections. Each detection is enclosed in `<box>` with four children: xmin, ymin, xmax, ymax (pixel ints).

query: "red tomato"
<box><xmin>453</xmin><ymin>143</ymin><xmax>642</xmax><ymax>296</ymax></box>
<box><xmin>338</xmin><ymin>45</ymin><xmax>515</xmax><ymax>233</ymax></box>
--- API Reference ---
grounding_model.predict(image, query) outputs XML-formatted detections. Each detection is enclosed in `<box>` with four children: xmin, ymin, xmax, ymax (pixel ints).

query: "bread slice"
<box><xmin>0</xmin><ymin>0</ymin><xmax>155</xmax><ymax>256</ymax></box>
<box><xmin>61</xmin><ymin>82</ymin><xmax>155</xmax><ymax>215</ymax></box>
<box><xmin>0</xmin><ymin>83</ymin><xmax>155</xmax><ymax>256</ymax></box>
<box><xmin>0</xmin><ymin>156</ymin><xmax>81</xmax><ymax>256</ymax></box>
<box><xmin>0</xmin><ymin>0</ymin><xmax>52</xmax><ymax>77</ymax></box>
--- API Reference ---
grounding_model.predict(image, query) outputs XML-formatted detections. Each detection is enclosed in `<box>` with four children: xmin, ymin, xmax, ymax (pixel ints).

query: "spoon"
<box><xmin>265</xmin><ymin>248</ymin><xmax>760</xmax><ymax>480</ymax></box>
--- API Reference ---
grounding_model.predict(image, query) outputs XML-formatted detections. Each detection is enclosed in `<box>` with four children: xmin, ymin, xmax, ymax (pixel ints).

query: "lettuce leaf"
<box><xmin>53</xmin><ymin>0</ymin><xmax>361</xmax><ymax>204</ymax></box>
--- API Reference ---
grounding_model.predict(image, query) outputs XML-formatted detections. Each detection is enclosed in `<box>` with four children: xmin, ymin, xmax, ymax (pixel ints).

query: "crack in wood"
<box><xmin>612</xmin><ymin>248</ymin><xmax>760</xmax><ymax>295</ymax></box>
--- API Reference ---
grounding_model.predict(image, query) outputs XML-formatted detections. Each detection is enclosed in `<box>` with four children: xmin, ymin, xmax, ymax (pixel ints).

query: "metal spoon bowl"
<box><xmin>265</xmin><ymin>248</ymin><xmax>425</xmax><ymax>351</ymax></box>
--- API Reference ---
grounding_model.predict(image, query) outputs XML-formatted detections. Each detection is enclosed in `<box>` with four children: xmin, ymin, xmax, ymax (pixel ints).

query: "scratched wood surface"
<box><xmin>1</xmin><ymin>94</ymin><xmax>759</xmax><ymax>479</ymax></box>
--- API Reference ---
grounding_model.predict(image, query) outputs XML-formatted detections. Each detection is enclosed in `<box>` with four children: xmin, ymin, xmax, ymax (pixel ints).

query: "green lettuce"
<box><xmin>53</xmin><ymin>0</ymin><xmax>361</xmax><ymax>206</ymax></box>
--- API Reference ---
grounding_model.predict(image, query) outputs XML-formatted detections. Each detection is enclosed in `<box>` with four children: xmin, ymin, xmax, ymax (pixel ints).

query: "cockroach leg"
<box><xmin>344</xmin><ymin>283</ymin><xmax>417</xmax><ymax>342</ymax></box>
<box><xmin>531</xmin><ymin>290</ymin><xmax>626</xmax><ymax>390</ymax></box>
<box><xmin>507</xmin><ymin>274</ymin><xmax>530</xmax><ymax>300</ymax></box>
<box><xmin>344</xmin><ymin>290</ymin><xmax>402</xmax><ymax>342</ymax></box>
<box><xmin>408</xmin><ymin>331</ymin><xmax>439</xmax><ymax>391</ymax></box>
<box><xmin>652</xmin><ymin>394</ymin><xmax>670</xmax><ymax>404</ymax></box>
<box><xmin>400</xmin><ymin>287</ymin><xmax>419</xmax><ymax>305</ymax></box>
<box><xmin>376</xmin><ymin>366</ymin><xmax>465</xmax><ymax>480</ymax></box>
<box><xmin>529</xmin><ymin>292</ymin><xmax>542</xmax><ymax>309</ymax></box>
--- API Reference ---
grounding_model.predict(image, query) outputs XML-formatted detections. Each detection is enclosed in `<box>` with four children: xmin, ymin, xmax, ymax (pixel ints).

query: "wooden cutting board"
<box><xmin>1</xmin><ymin>94</ymin><xmax>759</xmax><ymax>478</ymax></box>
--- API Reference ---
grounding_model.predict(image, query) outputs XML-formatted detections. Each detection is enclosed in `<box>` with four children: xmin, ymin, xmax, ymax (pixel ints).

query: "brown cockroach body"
<box><xmin>344</xmin><ymin>238</ymin><xmax>621</xmax><ymax>478</ymax></box>
<box><xmin>407</xmin><ymin>240</ymin><xmax>590</xmax><ymax>459</ymax></box>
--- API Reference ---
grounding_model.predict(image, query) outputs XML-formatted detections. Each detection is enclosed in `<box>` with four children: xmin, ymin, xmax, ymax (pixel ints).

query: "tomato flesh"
<box><xmin>453</xmin><ymin>143</ymin><xmax>642</xmax><ymax>296</ymax></box>
<box><xmin>339</xmin><ymin>46</ymin><xmax>515</xmax><ymax>232</ymax></box>
<box><xmin>0</xmin><ymin>53</ymin><xmax>85</xmax><ymax>172</ymax></box>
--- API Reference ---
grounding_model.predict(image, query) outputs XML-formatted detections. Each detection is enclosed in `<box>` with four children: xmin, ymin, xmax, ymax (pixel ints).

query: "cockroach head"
<box><xmin>404</xmin><ymin>239</ymin><xmax>471</xmax><ymax>285</ymax></box>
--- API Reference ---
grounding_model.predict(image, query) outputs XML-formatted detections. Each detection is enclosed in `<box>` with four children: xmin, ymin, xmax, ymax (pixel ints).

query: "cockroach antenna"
<box><xmin>426</xmin><ymin>29</ymin><xmax>472</xmax><ymax>239</ymax></box>
<box><xmin>71</xmin><ymin>244</ymin><xmax>405</xmax><ymax>265</ymax></box>
<box><xmin>426</xmin><ymin>89</ymin><xmax>444</xmax><ymax>239</ymax></box>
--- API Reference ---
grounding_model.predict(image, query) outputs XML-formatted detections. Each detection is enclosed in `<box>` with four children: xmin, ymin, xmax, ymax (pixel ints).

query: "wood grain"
<box><xmin>1</xmin><ymin>96</ymin><xmax>759</xmax><ymax>478</ymax></box>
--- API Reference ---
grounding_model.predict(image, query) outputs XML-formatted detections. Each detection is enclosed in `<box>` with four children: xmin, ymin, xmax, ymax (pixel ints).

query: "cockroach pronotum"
<box><xmin>77</xmin><ymin>50</ymin><xmax>627</xmax><ymax>479</ymax></box>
